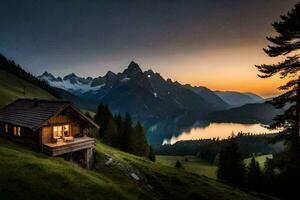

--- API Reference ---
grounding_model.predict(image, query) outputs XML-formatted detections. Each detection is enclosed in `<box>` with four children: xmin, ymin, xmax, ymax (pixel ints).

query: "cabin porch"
<box><xmin>43</xmin><ymin>136</ymin><xmax>95</xmax><ymax>168</ymax></box>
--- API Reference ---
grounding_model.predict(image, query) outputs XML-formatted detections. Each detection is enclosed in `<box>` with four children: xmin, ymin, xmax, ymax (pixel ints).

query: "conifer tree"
<box><xmin>121</xmin><ymin>112</ymin><xmax>133</xmax><ymax>152</ymax></box>
<box><xmin>148</xmin><ymin>146</ymin><xmax>156</xmax><ymax>162</ymax></box>
<box><xmin>217</xmin><ymin>137</ymin><xmax>245</xmax><ymax>186</ymax></box>
<box><xmin>94</xmin><ymin>105</ymin><xmax>151</xmax><ymax>158</ymax></box>
<box><xmin>255</xmin><ymin>3</ymin><xmax>300</xmax><ymax>163</ymax></box>
<box><xmin>102</xmin><ymin>119</ymin><xmax>119</xmax><ymax>146</ymax></box>
<box><xmin>263</xmin><ymin>158</ymin><xmax>276</xmax><ymax>193</ymax></box>
<box><xmin>133</xmin><ymin>121</ymin><xmax>150</xmax><ymax>156</ymax></box>
<box><xmin>246</xmin><ymin>156</ymin><xmax>262</xmax><ymax>191</ymax></box>
<box><xmin>94</xmin><ymin>104</ymin><xmax>113</xmax><ymax>138</ymax></box>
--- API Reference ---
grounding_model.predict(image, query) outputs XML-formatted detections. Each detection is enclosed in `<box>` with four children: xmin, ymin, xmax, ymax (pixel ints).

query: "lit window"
<box><xmin>13</xmin><ymin>127</ymin><xmax>17</xmax><ymax>136</ymax></box>
<box><xmin>63</xmin><ymin>125</ymin><xmax>69</xmax><ymax>137</ymax></box>
<box><xmin>53</xmin><ymin>126</ymin><xmax>63</xmax><ymax>138</ymax></box>
<box><xmin>17</xmin><ymin>127</ymin><xmax>21</xmax><ymax>136</ymax></box>
<box><xmin>5</xmin><ymin>124</ymin><xmax>8</xmax><ymax>133</ymax></box>
<box><xmin>13</xmin><ymin>127</ymin><xmax>21</xmax><ymax>136</ymax></box>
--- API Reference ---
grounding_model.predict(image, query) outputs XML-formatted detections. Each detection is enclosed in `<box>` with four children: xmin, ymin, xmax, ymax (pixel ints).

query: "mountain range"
<box><xmin>38</xmin><ymin>61</ymin><xmax>266</xmax><ymax>120</ymax></box>
<box><xmin>0</xmin><ymin>57</ymin><xmax>280</xmax><ymax>144</ymax></box>
<box><xmin>215</xmin><ymin>91</ymin><xmax>264</xmax><ymax>107</ymax></box>
<box><xmin>37</xmin><ymin>61</ymin><xmax>283</xmax><ymax>144</ymax></box>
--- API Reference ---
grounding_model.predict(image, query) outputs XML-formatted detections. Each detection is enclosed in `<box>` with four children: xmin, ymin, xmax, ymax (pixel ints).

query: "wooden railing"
<box><xmin>43</xmin><ymin>136</ymin><xmax>95</xmax><ymax>156</ymax></box>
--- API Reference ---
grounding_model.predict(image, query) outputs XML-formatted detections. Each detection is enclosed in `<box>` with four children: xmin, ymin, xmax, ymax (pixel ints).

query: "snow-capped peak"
<box><xmin>38</xmin><ymin>71</ymin><xmax>105</xmax><ymax>95</ymax></box>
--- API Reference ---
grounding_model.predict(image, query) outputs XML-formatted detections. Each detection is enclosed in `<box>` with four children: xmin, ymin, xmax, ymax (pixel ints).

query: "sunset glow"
<box><xmin>163</xmin><ymin>123</ymin><xmax>276</xmax><ymax>145</ymax></box>
<box><xmin>0</xmin><ymin>0</ymin><xmax>298</xmax><ymax>98</ymax></box>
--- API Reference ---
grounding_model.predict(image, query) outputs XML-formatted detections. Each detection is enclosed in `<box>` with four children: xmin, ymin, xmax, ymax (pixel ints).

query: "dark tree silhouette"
<box><xmin>94</xmin><ymin>104</ymin><xmax>150</xmax><ymax>158</ymax></box>
<box><xmin>246</xmin><ymin>156</ymin><xmax>262</xmax><ymax>191</ymax></box>
<box><xmin>255</xmin><ymin>3</ymin><xmax>300</xmax><ymax>163</ymax></box>
<box><xmin>255</xmin><ymin>3</ymin><xmax>300</xmax><ymax>198</ymax></box>
<box><xmin>148</xmin><ymin>146</ymin><xmax>156</xmax><ymax>162</ymax></box>
<box><xmin>175</xmin><ymin>160</ymin><xmax>184</xmax><ymax>169</ymax></box>
<box><xmin>217</xmin><ymin>137</ymin><xmax>245</xmax><ymax>186</ymax></box>
<box><xmin>94</xmin><ymin>104</ymin><xmax>113</xmax><ymax>138</ymax></box>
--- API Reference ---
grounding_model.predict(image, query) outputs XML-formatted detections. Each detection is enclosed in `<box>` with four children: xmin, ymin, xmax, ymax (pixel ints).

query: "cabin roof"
<box><xmin>0</xmin><ymin>99</ymin><xmax>99</xmax><ymax>131</ymax></box>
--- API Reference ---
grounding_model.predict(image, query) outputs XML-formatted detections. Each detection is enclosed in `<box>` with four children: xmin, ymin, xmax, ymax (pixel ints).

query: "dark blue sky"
<box><xmin>0</xmin><ymin>0</ymin><xmax>298</xmax><ymax>96</ymax></box>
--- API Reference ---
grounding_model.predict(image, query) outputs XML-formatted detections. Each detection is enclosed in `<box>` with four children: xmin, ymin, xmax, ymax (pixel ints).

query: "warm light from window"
<box><xmin>17</xmin><ymin>127</ymin><xmax>21</xmax><ymax>136</ymax></box>
<box><xmin>13</xmin><ymin>127</ymin><xmax>17</xmax><ymax>135</ymax></box>
<box><xmin>63</xmin><ymin>125</ymin><xmax>69</xmax><ymax>137</ymax></box>
<box><xmin>13</xmin><ymin>126</ymin><xmax>21</xmax><ymax>136</ymax></box>
<box><xmin>53</xmin><ymin>126</ymin><xmax>63</xmax><ymax>138</ymax></box>
<box><xmin>5</xmin><ymin>124</ymin><xmax>8</xmax><ymax>133</ymax></box>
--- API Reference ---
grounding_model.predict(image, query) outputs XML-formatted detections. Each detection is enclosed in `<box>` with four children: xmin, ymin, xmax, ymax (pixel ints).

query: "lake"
<box><xmin>163</xmin><ymin>123</ymin><xmax>277</xmax><ymax>145</ymax></box>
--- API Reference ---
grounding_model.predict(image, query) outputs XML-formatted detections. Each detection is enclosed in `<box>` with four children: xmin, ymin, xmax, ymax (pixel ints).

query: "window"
<box><xmin>53</xmin><ymin>126</ymin><xmax>63</xmax><ymax>138</ymax></box>
<box><xmin>53</xmin><ymin>124</ymin><xmax>70</xmax><ymax>139</ymax></box>
<box><xmin>13</xmin><ymin>126</ymin><xmax>21</xmax><ymax>136</ymax></box>
<box><xmin>63</xmin><ymin>125</ymin><xmax>70</xmax><ymax>137</ymax></box>
<box><xmin>13</xmin><ymin>127</ymin><xmax>17</xmax><ymax>136</ymax></box>
<box><xmin>5</xmin><ymin>124</ymin><xmax>8</xmax><ymax>133</ymax></box>
<box><xmin>17</xmin><ymin>127</ymin><xmax>21</xmax><ymax>136</ymax></box>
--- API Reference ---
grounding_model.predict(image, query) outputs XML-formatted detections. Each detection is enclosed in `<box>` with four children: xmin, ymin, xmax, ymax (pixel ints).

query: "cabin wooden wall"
<box><xmin>42</xmin><ymin>126</ymin><xmax>52</xmax><ymax>144</ymax></box>
<box><xmin>0</xmin><ymin>123</ymin><xmax>4</xmax><ymax>135</ymax></box>
<box><xmin>41</xmin><ymin>111</ymin><xmax>86</xmax><ymax>144</ymax></box>
<box><xmin>72</xmin><ymin>123</ymin><xmax>82</xmax><ymax>137</ymax></box>
<box><xmin>41</xmin><ymin>123</ymin><xmax>83</xmax><ymax>144</ymax></box>
<box><xmin>0</xmin><ymin>122</ymin><xmax>39</xmax><ymax>149</ymax></box>
<box><xmin>47</xmin><ymin>115</ymin><xmax>73</xmax><ymax>125</ymax></box>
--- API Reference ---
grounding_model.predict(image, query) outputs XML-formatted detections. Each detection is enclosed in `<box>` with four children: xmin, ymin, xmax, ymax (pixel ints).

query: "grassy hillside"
<box><xmin>157</xmin><ymin>155</ymin><xmax>273</xmax><ymax>180</ymax></box>
<box><xmin>0</xmin><ymin>138</ymin><xmax>268</xmax><ymax>200</ymax></box>
<box><xmin>157</xmin><ymin>155</ymin><xmax>217</xmax><ymax>179</ymax></box>
<box><xmin>244</xmin><ymin>154</ymin><xmax>273</xmax><ymax>168</ymax></box>
<box><xmin>0</xmin><ymin>69</ymin><xmax>55</xmax><ymax>108</ymax></box>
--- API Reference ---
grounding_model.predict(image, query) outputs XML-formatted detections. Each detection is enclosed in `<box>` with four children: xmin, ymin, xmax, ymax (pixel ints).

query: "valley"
<box><xmin>38</xmin><ymin>62</ymin><xmax>282</xmax><ymax>144</ymax></box>
<box><xmin>1</xmin><ymin>1</ymin><xmax>298</xmax><ymax>199</ymax></box>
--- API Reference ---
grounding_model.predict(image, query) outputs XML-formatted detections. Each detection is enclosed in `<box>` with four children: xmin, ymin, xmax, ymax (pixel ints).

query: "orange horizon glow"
<box><xmin>163</xmin><ymin>123</ymin><xmax>276</xmax><ymax>145</ymax></box>
<box><xmin>141</xmin><ymin>43</ymin><xmax>291</xmax><ymax>98</ymax></box>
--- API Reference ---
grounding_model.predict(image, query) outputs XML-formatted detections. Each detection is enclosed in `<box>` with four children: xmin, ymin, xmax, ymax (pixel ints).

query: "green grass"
<box><xmin>0</xmin><ymin>138</ymin><xmax>138</xmax><ymax>200</ymax></box>
<box><xmin>245</xmin><ymin>154</ymin><xmax>273</xmax><ymax>168</ymax></box>
<box><xmin>93</xmin><ymin>143</ymin><xmax>267</xmax><ymax>200</ymax></box>
<box><xmin>157</xmin><ymin>154</ymin><xmax>273</xmax><ymax>181</ymax></box>
<box><xmin>157</xmin><ymin>155</ymin><xmax>218</xmax><ymax>179</ymax></box>
<box><xmin>0</xmin><ymin>138</ymin><xmax>267</xmax><ymax>200</ymax></box>
<box><xmin>0</xmin><ymin>69</ymin><xmax>55</xmax><ymax>108</ymax></box>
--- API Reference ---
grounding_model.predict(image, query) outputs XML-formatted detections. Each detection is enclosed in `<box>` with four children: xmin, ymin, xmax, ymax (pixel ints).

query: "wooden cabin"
<box><xmin>0</xmin><ymin>99</ymin><xmax>99</xmax><ymax>168</ymax></box>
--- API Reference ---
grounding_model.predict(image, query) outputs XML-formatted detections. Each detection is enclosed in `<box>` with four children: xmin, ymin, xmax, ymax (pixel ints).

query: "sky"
<box><xmin>0</xmin><ymin>0</ymin><xmax>298</xmax><ymax>97</ymax></box>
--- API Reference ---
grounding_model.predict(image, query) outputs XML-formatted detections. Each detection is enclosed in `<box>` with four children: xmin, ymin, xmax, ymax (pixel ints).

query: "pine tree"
<box><xmin>255</xmin><ymin>3</ymin><xmax>300</xmax><ymax>164</ymax></box>
<box><xmin>263</xmin><ymin>158</ymin><xmax>276</xmax><ymax>194</ymax></box>
<box><xmin>121</xmin><ymin>112</ymin><xmax>133</xmax><ymax>152</ymax></box>
<box><xmin>246</xmin><ymin>156</ymin><xmax>262</xmax><ymax>191</ymax></box>
<box><xmin>94</xmin><ymin>106</ymin><xmax>151</xmax><ymax>158</ymax></box>
<box><xmin>102</xmin><ymin>119</ymin><xmax>119</xmax><ymax>147</ymax></box>
<box><xmin>148</xmin><ymin>146</ymin><xmax>156</xmax><ymax>162</ymax></box>
<box><xmin>217</xmin><ymin>137</ymin><xmax>245</xmax><ymax>186</ymax></box>
<box><xmin>133</xmin><ymin>121</ymin><xmax>150</xmax><ymax>156</ymax></box>
<box><xmin>94</xmin><ymin>104</ymin><xmax>113</xmax><ymax>138</ymax></box>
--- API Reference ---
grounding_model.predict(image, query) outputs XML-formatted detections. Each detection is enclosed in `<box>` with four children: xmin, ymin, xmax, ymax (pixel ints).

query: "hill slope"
<box><xmin>0</xmin><ymin>69</ymin><xmax>55</xmax><ymax>108</ymax></box>
<box><xmin>0</xmin><ymin>138</ymin><xmax>266</xmax><ymax>200</ymax></box>
<box><xmin>206</xmin><ymin>102</ymin><xmax>283</xmax><ymax>124</ymax></box>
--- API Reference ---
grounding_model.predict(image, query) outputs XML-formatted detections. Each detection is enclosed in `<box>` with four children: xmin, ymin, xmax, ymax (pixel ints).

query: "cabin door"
<box><xmin>42</xmin><ymin>126</ymin><xmax>52</xmax><ymax>144</ymax></box>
